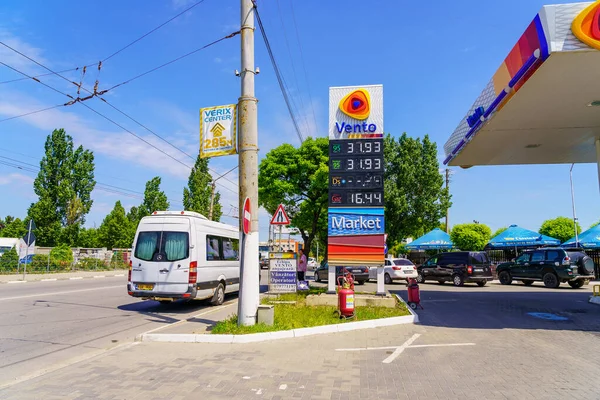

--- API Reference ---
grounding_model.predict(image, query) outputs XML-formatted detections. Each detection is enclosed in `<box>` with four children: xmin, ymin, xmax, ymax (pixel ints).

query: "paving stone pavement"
<box><xmin>2</xmin><ymin>321</ymin><xmax>600</xmax><ymax>400</ymax></box>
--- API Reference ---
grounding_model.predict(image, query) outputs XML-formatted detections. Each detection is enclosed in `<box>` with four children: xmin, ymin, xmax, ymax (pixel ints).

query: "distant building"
<box><xmin>0</xmin><ymin>238</ymin><xmax>19</xmax><ymax>257</ymax></box>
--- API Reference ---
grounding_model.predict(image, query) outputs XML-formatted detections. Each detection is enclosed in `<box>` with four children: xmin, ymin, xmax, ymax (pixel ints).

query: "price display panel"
<box><xmin>329</xmin><ymin>190</ymin><xmax>384</xmax><ymax>206</ymax></box>
<box><xmin>328</xmin><ymin>139</ymin><xmax>384</xmax><ymax>207</ymax></box>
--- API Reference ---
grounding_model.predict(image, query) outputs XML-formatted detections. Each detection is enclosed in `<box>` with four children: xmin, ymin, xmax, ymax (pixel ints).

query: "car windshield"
<box><xmin>393</xmin><ymin>259</ymin><xmax>414</xmax><ymax>266</ymax></box>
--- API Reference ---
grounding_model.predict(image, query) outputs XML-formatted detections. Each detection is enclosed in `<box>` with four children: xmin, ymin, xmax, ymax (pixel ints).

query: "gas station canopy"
<box><xmin>444</xmin><ymin>2</ymin><xmax>600</xmax><ymax>171</ymax></box>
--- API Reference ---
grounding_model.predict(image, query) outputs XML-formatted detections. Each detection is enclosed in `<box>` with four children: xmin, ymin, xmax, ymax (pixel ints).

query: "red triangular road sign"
<box><xmin>270</xmin><ymin>204</ymin><xmax>290</xmax><ymax>225</ymax></box>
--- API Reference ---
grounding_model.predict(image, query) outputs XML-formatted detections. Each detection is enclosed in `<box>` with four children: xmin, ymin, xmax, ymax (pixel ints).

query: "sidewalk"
<box><xmin>0</xmin><ymin>269</ymin><xmax>128</xmax><ymax>283</ymax></box>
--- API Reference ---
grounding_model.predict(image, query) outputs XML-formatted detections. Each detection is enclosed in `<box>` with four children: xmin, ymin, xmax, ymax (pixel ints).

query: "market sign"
<box><xmin>200</xmin><ymin>104</ymin><xmax>237</xmax><ymax>158</ymax></box>
<box><xmin>268</xmin><ymin>252</ymin><xmax>297</xmax><ymax>293</ymax></box>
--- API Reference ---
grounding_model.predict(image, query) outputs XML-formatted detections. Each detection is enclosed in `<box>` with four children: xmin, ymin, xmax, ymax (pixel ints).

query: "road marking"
<box><xmin>382</xmin><ymin>333</ymin><xmax>421</xmax><ymax>364</ymax></box>
<box><xmin>69</xmin><ymin>277</ymin><xmax>83</xmax><ymax>280</ymax></box>
<box><xmin>336</xmin><ymin>334</ymin><xmax>476</xmax><ymax>364</ymax></box>
<box><xmin>41</xmin><ymin>278</ymin><xmax>57</xmax><ymax>282</ymax></box>
<box><xmin>7</xmin><ymin>280</ymin><xmax>27</xmax><ymax>284</ymax></box>
<box><xmin>527</xmin><ymin>312</ymin><xmax>569</xmax><ymax>321</ymax></box>
<box><xmin>93</xmin><ymin>275</ymin><xmax>106</xmax><ymax>278</ymax></box>
<box><xmin>114</xmin><ymin>274</ymin><xmax>125</xmax><ymax>277</ymax></box>
<box><xmin>0</xmin><ymin>285</ymin><xmax>123</xmax><ymax>302</ymax></box>
<box><xmin>279</xmin><ymin>384</ymin><xmax>287</xmax><ymax>390</ymax></box>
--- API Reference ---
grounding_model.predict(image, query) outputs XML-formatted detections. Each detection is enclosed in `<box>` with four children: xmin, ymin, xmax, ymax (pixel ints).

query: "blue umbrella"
<box><xmin>563</xmin><ymin>224</ymin><xmax>600</xmax><ymax>249</ymax></box>
<box><xmin>406</xmin><ymin>228</ymin><xmax>453</xmax><ymax>250</ymax></box>
<box><xmin>486</xmin><ymin>225</ymin><xmax>560</xmax><ymax>248</ymax></box>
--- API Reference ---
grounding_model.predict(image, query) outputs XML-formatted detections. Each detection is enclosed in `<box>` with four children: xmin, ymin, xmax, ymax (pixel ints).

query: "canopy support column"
<box><xmin>596</xmin><ymin>138</ymin><xmax>600</xmax><ymax>196</ymax></box>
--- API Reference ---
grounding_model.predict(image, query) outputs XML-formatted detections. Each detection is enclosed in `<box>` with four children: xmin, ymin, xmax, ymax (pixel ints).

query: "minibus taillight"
<box><xmin>128</xmin><ymin>260</ymin><xmax>132</xmax><ymax>282</ymax></box>
<box><xmin>189</xmin><ymin>261</ymin><xmax>198</xmax><ymax>284</ymax></box>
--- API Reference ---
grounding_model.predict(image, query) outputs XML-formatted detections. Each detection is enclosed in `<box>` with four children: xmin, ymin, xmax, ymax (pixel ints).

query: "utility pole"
<box><xmin>445</xmin><ymin>168</ymin><xmax>451</xmax><ymax>233</ymax></box>
<box><xmin>237</xmin><ymin>0</ymin><xmax>259</xmax><ymax>326</ymax></box>
<box><xmin>570</xmin><ymin>163</ymin><xmax>579</xmax><ymax>246</ymax></box>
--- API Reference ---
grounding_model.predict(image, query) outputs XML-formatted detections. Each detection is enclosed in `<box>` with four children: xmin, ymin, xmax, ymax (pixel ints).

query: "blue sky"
<box><xmin>0</xmin><ymin>0</ymin><xmax>597</xmax><ymax>242</ymax></box>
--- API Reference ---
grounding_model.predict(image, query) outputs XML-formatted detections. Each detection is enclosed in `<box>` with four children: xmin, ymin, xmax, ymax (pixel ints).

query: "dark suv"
<box><xmin>496</xmin><ymin>248</ymin><xmax>595</xmax><ymax>288</ymax></box>
<box><xmin>417</xmin><ymin>251</ymin><xmax>493</xmax><ymax>287</ymax></box>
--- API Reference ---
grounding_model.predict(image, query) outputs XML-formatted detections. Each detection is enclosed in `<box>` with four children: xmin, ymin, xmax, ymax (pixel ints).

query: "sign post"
<box><xmin>22</xmin><ymin>219</ymin><xmax>36</xmax><ymax>280</ymax></box>
<box><xmin>328</xmin><ymin>85</ymin><xmax>386</xmax><ymax>295</ymax></box>
<box><xmin>270</xmin><ymin>204</ymin><xmax>290</xmax><ymax>252</ymax></box>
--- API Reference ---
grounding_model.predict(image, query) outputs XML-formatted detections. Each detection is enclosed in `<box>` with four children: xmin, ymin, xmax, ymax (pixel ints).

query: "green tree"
<box><xmin>590</xmin><ymin>220</ymin><xmax>599</xmax><ymax>229</ymax></box>
<box><xmin>492</xmin><ymin>227</ymin><xmax>508</xmax><ymax>238</ymax></box>
<box><xmin>259</xmin><ymin>137</ymin><xmax>329</xmax><ymax>256</ymax></box>
<box><xmin>139</xmin><ymin>177</ymin><xmax>170</xmax><ymax>218</ymax></box>
<box><xmin>183</xmin><ymin>156</ymin><xmax>222</xmax><ymax>221</ymax></box>
<box><xmin>0</xmin><ymin>247</ymin><xmax>19</xmax><ymax>272</ymax></box>
<box><xmin>384</xmin><ymin>133</ymin><xmax>451</xmax><ymax>243</ymax></box>
<box><xmin>78</xmin><ymin>227</ymin><xmax>99</xmax><ymax>248</ymax></box>
<box><xmin>27</xmin><ymin>129</ymin><xmax>95</xmax><ymax>246</ymax></box>
<box><xmin>98</xmin><ymin>201</ymin><xmax>134</xmax><ymax>249</ymax></box>
<box><xmin>0</xmin><ymin>218</ymin><xmax>27</xmax><ymax>238</ymax></box>
<box><xmin>50</xmin><ymin>244</ymin><xmax>74</xmax><ymax>269</ymax></box>
<box><xmin>451</xmin><ymin>223</ymin><xmax>492</xmax><ymax>251</ymax></box>
<box><xmin>539</xmin><ymin>217</ymin><xmax>581</xmax><ymax>244</ymax></box>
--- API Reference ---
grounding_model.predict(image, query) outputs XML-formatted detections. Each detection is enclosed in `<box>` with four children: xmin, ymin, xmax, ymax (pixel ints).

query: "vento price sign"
<box><xmin>268</xmin><ymin>252</ymin><xmax>297</xmax><ymax>293</ymax></box>
<box><xmin>328</xmin><ymin>85</ymin><xmax>385</xmax><ymax>267</ymax></box>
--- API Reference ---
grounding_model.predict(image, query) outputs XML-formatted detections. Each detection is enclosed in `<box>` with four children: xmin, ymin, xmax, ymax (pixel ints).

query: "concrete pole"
<box><xmin>569</xmin><ymin>164</ymin><xmax>579</xmax><ymax>246</ymax></box>
<box><xmin>208</xmin><ymin>182</ymin><xmax>216</xmax><ymax>220</ymax></box>
<box><xmin>445</xmin><ymin>169</ymin><xmax>450</xmax><ymax>233</ymax></box>
<box><xmin>596</xmin><ymin>139</ymin><xmax>600</xmax><ymax>197</ymax></box>
<box><xmin>237</xmin><ymin>0</ymin><xmax>259</xmax><ymax>326</ymax></box>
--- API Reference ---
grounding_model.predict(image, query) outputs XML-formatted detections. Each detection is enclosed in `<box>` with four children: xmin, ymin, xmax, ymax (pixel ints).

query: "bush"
<box><xmin>0</xmin><ymin>247</ymin><xmax>19</xmax><ymax>272</ymax></box>
<box><xmin>50</xmin><ymin>244</ymin><xmax>74</xmax><ymax>270</ymax></box>
<box><xmin>76</xmin><ymin>257</ymin><xmax>108</xmax><ymax>270</ymax></box>
<box><xmin>451</xmin><ymin>223</ymin><xmax>492</xmax><ymax>251</ymax></box>
<box><xmin>110</xmin><ymin>251</ymin><xmax>129</xmax><ymax>270</ymax></box>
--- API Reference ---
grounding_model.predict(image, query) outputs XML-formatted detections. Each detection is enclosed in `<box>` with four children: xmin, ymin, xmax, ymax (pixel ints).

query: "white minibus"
<box><xmin>128</xmin><ymin>211</ymin><xmax>239</xmax><ymax>305</ymax></box>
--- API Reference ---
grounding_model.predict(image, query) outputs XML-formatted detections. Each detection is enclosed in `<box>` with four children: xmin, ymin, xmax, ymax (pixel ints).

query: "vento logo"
<box><xmin>339</xmin><ymin>89</ymin><xmax>371</xmax><ymax>120</ymax></box>
<box><xmin>572</xmin><ymin>0</ymin><xmax>600</xmax><ymax>50</ymax></box>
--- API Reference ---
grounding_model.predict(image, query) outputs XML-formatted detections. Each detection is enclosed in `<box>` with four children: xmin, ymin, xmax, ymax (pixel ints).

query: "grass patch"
<box><xmin>211</xmin><ymin>289</ymin><xmax>410</xmax><ymax>335</ymax></box>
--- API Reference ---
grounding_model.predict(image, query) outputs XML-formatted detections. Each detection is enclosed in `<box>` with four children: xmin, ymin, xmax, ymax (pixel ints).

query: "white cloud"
<box><xmin>0</xmin><ymin>29</ymin><xmax>51</xmax><ymax>76</ymax></box>
<box><xmin>0</xmin><ymin>172</ymin><xmax>34</xmax><ymax>185</ymax></box>
<box><xmin>0</xmin><ymin>93</ymin><xmax>195</xmax><ymax>178</ymax></box>
<box><xmin>214</xmin><ymin>57</ymin><xmax>223</xmax><ymax>64</ymax></box>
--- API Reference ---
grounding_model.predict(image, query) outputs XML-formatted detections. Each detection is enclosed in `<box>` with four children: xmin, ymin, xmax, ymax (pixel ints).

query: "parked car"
<box><xmin>307</xmin><ymin>257</ymin><xmax>317</xmax><ymax>270</ymax></box>
<box><xmin>495</xmin><ymin>247</ymin><xmax>595</xmax><ymax>288</ymax></box>
<box><xmin>417</xmin><ymin>251</ymin><xmax>493</xmax><ymax>287</ymax></box>
<box><xmin>313</xmin><ymin>262</ymin><xmax>369</xmax><ymax>285</ymax></box>
<box><xmin>369</xmin><ymin>258</ymin><xmax>418</xmax><ymax>284</ymax></box>
<box><xmin>19</xmin><ymin>254</ymin><xmax>34</xmax><ymax>264</ymax></box>
<box><xmin>260</xmin><ymin>258</ymin><xmax>269</xmax><ymax>269</ymax></box>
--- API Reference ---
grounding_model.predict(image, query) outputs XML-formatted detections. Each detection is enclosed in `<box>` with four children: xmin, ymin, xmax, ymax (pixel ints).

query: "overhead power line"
<box><xmin>102</xmin><ymin>0</ymin><xmax>209</xmax><ymax>62</ymax></box>
<box><xmin>0</xmin><ymin>0</ymin><xmax>210</xmax><ymax>85</ymax></box>
<box><xmin>254</xmin><ymin>5</ymin><xmax>304</xmax><ymax>144</ymax></box>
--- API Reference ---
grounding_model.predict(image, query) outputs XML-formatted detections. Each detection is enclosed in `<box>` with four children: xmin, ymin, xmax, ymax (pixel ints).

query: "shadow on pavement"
<box><xmin>392</xmin><ymin>285</ymin><xmax>600</xmax><ymax>333</ymax></box>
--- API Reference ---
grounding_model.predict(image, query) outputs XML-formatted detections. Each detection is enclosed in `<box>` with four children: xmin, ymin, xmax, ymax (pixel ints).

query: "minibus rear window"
<box><xmin>135</xmin><ymin>231</ymin><xmax>189</xmax><ymax>262</ymax></box>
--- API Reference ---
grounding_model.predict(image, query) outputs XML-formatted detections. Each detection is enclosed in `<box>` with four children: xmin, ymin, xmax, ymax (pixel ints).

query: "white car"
<box><xmin>307</xmin><ymin>257</ymin><xmax>317</xmax><ymax>270</ymax></box>
<box><xmin>369</xmin><ymin>258</ymin><xmax>418</xmax><ymax>284</ymax></box>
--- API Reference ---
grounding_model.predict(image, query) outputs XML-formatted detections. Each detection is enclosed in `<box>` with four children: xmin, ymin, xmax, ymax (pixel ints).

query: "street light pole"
<box><xmin>237</xmin><ymin>0</ymin><xmax>259</xmax><ymax>326</ymax></box>
<box><xmin>570</xmin><ymin>163</ymin><xmax>579</xmax><ymax>246</ymax></box>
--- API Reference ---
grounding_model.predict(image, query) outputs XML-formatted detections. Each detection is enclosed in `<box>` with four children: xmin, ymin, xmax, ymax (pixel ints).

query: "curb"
<box><xmin>139</xmin><ymin>294</ymin><xmax>417</xmax><ymax>344</ymax></box>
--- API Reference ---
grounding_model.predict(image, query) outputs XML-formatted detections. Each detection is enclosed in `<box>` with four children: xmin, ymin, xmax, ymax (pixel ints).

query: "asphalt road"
<box><xmin>0</xmin><ymin>276</ymin><xmax>240</xmax><ymax>387</ymax></box>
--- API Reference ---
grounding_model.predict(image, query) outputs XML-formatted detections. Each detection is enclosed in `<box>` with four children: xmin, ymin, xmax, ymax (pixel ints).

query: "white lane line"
<box><xmin>41</xmin><ymin>278</ymin><xmax>57</xmax><ymax>282</ymax></box>
<box><xmin>382</xmin><ymin>333</ymin><xmax>421</xmax><ymax>364</ymax></box>
<box><xmin>7</xmin><ymin>280</ymin><xmax>27</xmax><ymax>284</ymax></box>
<box><xmin>93</xmin><ymin>275</ymin><xmax>106</xmax><ymax>278</ymax></box>
<box><xmin>0</xmin><ymin>285</ymin><xmax>123</xmax><ymax>302</ymax></box>
<box><xmin>279</xmin><ymin>384</ymin><xmax>287</xmax><ymax>390</ymax></box>
<box><xmin>114</xmin><ymin>274</ymin><xmax>125</xmax><ymax>277</ymax></box>
<box><xmin>409</xmin><ymin>343</ymin><xmax>475</xmax><ymax>348</ymax></box>
<box><xmin>138</xmin><ymin>299</ymin><xmax>238</xmax><ymax>337</ymax></box>
<box><xmin>69</xmin><ymin>277</ymin><xmax>83</xmax><ymax>280</ymax></box>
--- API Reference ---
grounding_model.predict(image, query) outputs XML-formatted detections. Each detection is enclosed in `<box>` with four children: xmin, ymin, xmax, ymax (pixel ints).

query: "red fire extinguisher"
<box><xmin>406</xmin><ymin>278</ymin><xmax>423</xmax><ymax>309</ymax></box>
<box><xmin>337</xmin><ymin>269</ymin><xmax>355</xmax><ymax>319</ymax></box>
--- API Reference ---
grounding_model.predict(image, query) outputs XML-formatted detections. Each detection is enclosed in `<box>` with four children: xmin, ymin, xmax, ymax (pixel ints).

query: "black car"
<box><xmin>496</xmin><ymin>247</ymin><xmax>595</xmax><ymax>288</ymax></box>
<box><xmin>313</xmin><ymin>262</ymin><xmax>369</xmax><ymax>285</ymax></box>
<box><xmin>417</xmin><ymin>251</ymin><xmax>493</xmax><ymax>287</ymax></box>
